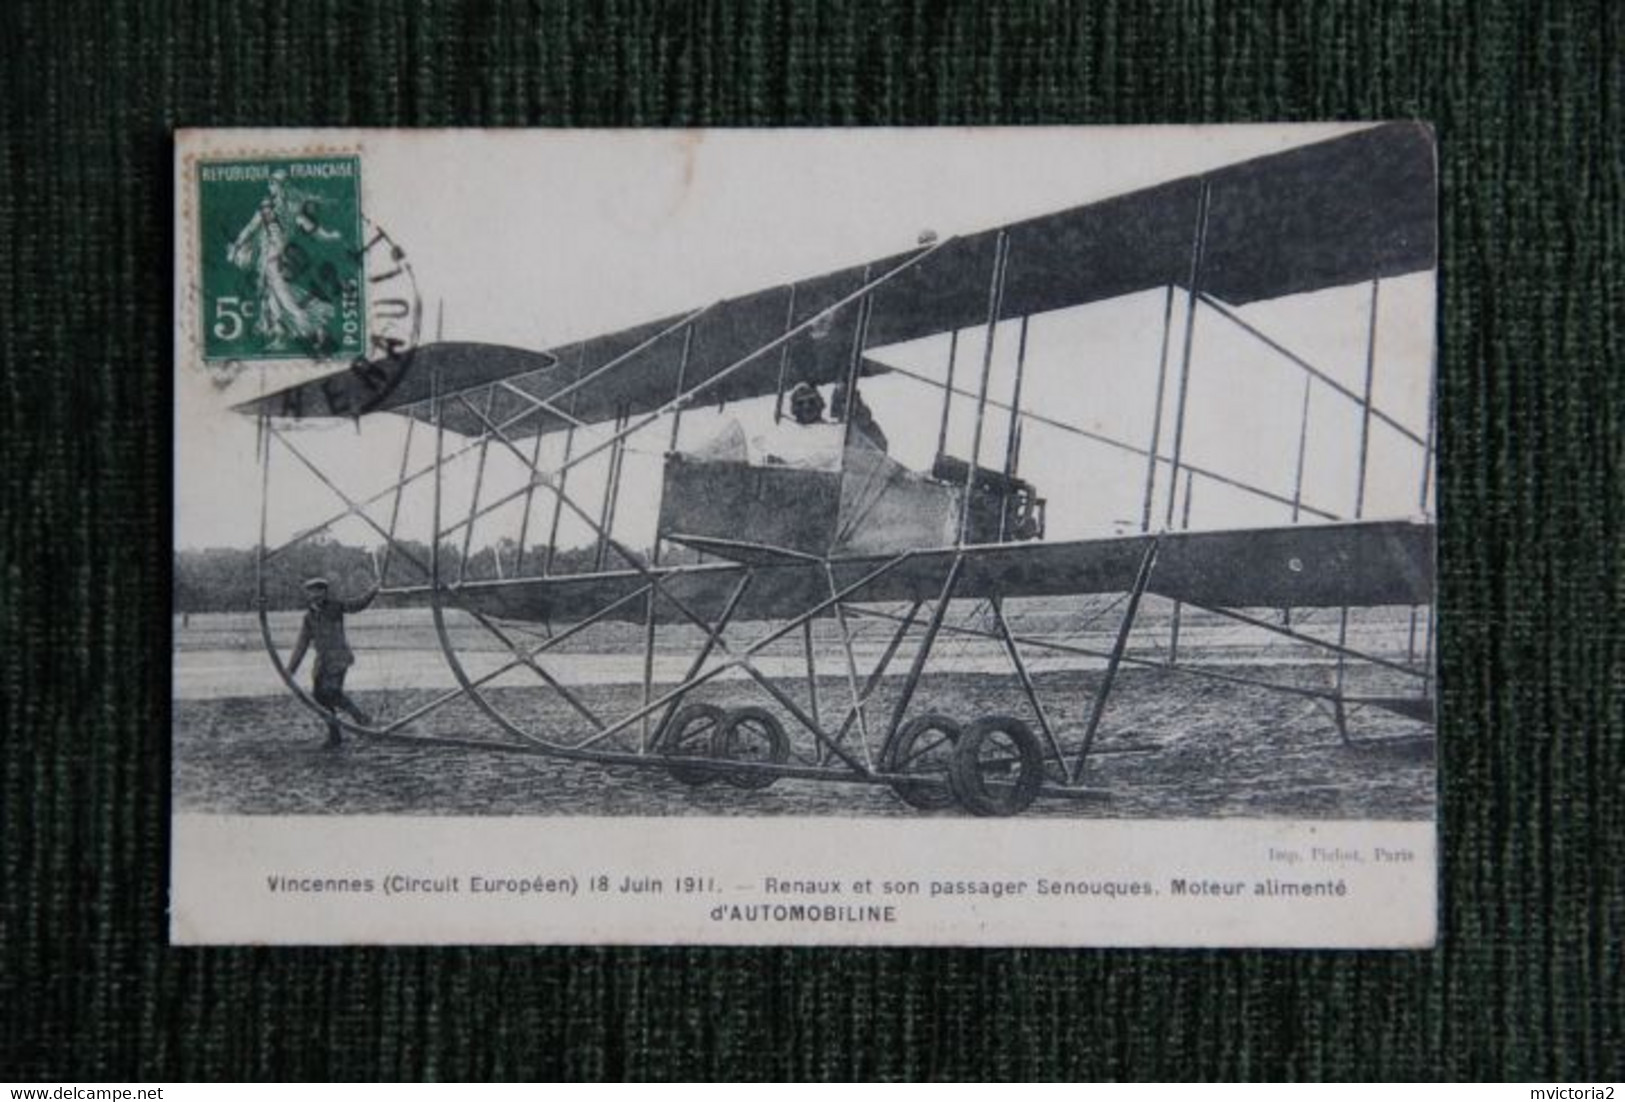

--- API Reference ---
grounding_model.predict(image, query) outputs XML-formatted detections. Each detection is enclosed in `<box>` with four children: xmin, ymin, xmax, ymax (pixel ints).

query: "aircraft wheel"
<box><xmin>656</xmin><ymin>703</ymin><xmax>725</xmax><ymax>786</ymax></box>
<box><xmin>949</xmin><ymin>715</ymin><xmax>1043</xmax><ymax>817</ymax></box>
<box><xmin>711</xmin><ymin>706</ymin><xmax>789</xmax><ymax>790</ymax></box>
<box><xmin>881</xmin><ymin>714</ymin><xmax>962</xmax><ymax>810</ymax></box>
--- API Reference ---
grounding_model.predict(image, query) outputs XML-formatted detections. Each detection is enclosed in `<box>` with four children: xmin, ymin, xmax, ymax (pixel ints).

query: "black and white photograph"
<box><xmin>172</xmin><ymin>124</ymin><xmax>1437</xmax><ymax>946</ymax></box>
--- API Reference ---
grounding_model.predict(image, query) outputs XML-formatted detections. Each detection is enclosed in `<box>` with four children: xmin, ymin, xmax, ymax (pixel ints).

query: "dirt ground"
<box><xmin>173</xmin><ymin>633</ymin><xmax>1436</xmax><ymax>819</ymax></box>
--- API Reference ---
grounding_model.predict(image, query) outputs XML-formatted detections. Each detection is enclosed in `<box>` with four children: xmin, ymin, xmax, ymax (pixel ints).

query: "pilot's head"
<box><xmin>303</xmin><ymin>577</ymin><xmax>331</xmax><ymax>607</ymax></box>
<box><xmin>789</xmin><ymin>383</ymin><xmax>825</xmax><ymax>425</ymax></box>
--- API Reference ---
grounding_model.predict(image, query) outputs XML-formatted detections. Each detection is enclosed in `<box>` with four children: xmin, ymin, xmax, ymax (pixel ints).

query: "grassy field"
<box><xmin>173</xmin><ymin>602</ymin><xmax>1435</xmax><ymax>819</ymax></box>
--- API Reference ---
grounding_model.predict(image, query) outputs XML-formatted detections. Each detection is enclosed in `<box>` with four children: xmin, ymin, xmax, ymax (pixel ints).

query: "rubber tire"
<box><xmin>656</xmin><ymin>702</ymin><xmax>725</xmax><ymax>786</ymax></box>
<box><xmin>882</xmin><ymin>713</ymin><xmax>963</xmax><ymax>811</ymax></box>
<box><xmin>711</xmin><ymin>706</ymin><xmax>789</xmax><ymax>790</ymax></box>
<box><xmin>949</xmin><ymin>715</ymin><xmax>1044</xmax><ymax>816</ymax></box>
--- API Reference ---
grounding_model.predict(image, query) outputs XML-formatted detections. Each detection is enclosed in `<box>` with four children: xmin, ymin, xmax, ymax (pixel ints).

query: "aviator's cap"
<box><xmin>789</xmin><ymin>382</ymin><xmax>821</xmax><ymax>403</ymax></box>
<box><xmin>302</xmin><ymin>577</ymin><xmax>331</xmax><ymax>590</ymax></box>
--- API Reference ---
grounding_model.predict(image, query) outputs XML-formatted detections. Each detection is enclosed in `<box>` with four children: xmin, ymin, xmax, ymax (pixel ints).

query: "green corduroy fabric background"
<box><xmin>1</xmin><ymin>0</ymin><xmax>1620</xmax><ymax>1081</ymax></box>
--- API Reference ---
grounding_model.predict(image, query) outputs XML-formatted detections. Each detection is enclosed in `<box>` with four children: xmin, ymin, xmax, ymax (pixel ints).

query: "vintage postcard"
<box><xmin>172</xmin><ymin>125</ymin><xmax>1437</xmax><ymax>946</ymax></box>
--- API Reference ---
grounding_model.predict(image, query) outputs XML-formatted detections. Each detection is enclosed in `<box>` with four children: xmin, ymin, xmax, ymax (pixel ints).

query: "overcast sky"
<box><xmin>175</xmin><ymin>126</ymin><xmax>1434</xmax><ymax>557</ymax></box>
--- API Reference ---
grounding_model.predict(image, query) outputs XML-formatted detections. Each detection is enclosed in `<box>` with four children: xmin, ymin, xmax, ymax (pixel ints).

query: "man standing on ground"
<box><xmin>287</xmin><ymin>576</ymin><xmax>378</xmax><ymax>747</ymax></box>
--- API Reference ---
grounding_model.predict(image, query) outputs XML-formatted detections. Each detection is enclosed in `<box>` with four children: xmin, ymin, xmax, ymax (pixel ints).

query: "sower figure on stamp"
<box><xmin>286</xmin><ymin>576</ymin><xmax>378</xmax><ymax>747</ymax></box>
<box><xmin>225</xmin><ymin>170</ymin><xmax>339</xmax><ymax>351</ymax></box>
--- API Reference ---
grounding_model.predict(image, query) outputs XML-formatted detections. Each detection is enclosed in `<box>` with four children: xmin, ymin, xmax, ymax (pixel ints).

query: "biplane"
<box><xmin>241</xmin><ymin>123</ymin><xmax>1437</xmax><ymax>816</ymax></box>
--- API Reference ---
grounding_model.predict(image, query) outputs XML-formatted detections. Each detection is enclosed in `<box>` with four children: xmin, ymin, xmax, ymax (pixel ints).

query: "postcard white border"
<box><xmin>173</xmin><ymin>126</ymin><xmax>1437</xmax><ymax>950</ymax></box>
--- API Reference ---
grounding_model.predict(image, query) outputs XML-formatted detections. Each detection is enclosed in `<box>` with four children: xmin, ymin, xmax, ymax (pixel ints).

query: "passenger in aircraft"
<box><xmin>831</xmin><ymin>381</ymin><xmax>889</xmax><ymax>452</ymax></box>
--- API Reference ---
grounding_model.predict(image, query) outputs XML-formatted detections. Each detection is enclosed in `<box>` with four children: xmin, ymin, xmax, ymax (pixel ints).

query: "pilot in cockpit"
<box><xmin>750</xmin><ymin>382</ymin><xmax>844</xmax><ymax>468</ymax></box>
<box><xmin>787</xmin><ymin>381</ymin><xmax>826</xmax><ymax>426</ymax></box>
<box><xmin>687</xmin><ymin>382</ymin><xmax>886</xmax><ymax>472</ymax></box>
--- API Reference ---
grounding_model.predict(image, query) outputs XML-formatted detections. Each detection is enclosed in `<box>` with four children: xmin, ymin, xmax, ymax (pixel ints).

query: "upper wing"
<box><xmin>237</xmin><ymin>122</ymin><xmax>1435</xmax><ymax>434</ymax></box>
<box><xmin>395</xmin><ymin>519</ymin><xmax>1434</xmax><ymax>626</ymax></box>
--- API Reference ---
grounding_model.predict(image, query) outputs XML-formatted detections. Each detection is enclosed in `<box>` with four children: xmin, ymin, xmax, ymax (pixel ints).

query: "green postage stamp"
<box><xmin>196</xmin><ymin>155</ymin><xmax>365</xmax><ymax>361</ymax></box>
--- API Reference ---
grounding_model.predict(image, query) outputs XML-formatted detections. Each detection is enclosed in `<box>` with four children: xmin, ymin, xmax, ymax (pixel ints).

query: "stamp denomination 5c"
<box><xmin>197</xmin><ymin>155</ymin><xmax>365</xmax><ymax>362</ymax></box>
